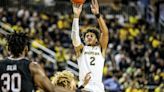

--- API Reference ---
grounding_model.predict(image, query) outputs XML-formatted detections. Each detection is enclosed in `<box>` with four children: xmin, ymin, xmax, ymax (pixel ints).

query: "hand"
<box><xmin>72</xmin><ymin>4</ymin><xmax>83</xmax><ymax>18</ymax></box>
<box><xmin>83</xmin><ymin>72</ymin><xmax>91</xmax><ymax>86</ymax></box>
<box><xmin>90</xmin><ymin>0</ymin><xmax>99</xmax><ymax>15</ymax></box>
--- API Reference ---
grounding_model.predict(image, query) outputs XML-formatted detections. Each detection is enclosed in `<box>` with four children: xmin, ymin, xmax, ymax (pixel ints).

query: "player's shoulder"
<box><xmin>29</xmin><ymin>62</ymin><xmax>42</xmax><ymax>72</ymax></box>
<box><xmin>0</xmin><ymin>58</ymin><xmax>9</xmax><ymax>63</ymax></box>
<box><xmin>0</xmin><ymin>59</ymin><xmax>4</xmax><ymax>62</ymax></box>
<box><xmin>21</xmin><ymin>58</ymin><xmax>31</xmax><ymax>64</ymax></box>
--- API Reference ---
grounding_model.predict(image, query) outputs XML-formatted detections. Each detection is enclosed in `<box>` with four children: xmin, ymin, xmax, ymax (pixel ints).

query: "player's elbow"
<box><xmin>72</xmin><ymin>41</ymin><xmax>81</xmax><ymax>47</ymax></box>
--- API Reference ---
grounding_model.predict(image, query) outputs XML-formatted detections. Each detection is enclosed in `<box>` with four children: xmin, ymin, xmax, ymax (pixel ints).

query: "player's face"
<box><xmin>84</xmin><ymin>32</ymin><xmax>98</xmax><ymax>46</ymax></box>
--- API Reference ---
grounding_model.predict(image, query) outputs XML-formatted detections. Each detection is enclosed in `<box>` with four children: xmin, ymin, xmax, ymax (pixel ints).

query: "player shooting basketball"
<box><xmin>71</xmin><ymin>0</ymin><xmax>109</xmax><ymax>92</ymax></box>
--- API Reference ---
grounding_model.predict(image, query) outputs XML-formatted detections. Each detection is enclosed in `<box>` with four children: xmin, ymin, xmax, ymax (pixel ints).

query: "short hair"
<box><xmin>6</xmin><ymin>32</ymin><xmax>30</xmax><ymax>57</ymax></box>
<box><xmin>83</xmin><ymin>27</ymin><xmax>100</xmax><ymax>40</ymax></box>
<box><xmin>52</xmin><ymin>70</ymin><xmax>75</xmax><ymax>89</ymax></box>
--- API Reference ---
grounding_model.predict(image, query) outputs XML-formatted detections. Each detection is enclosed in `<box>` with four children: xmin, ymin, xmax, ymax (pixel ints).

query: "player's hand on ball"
<box><xmin>83</xmin><ymin>72</ymin><xmax>91</xmax><ymax>86</ymax></box>
<box><xmin>72</xmin><ymin>3</ymin><xmax>83</xmax><ymax>18</ymax></box>
<box><xmin>90</xmin><ymin>0</ymin><xmax>99</xmax><ymax>15</ymax></box>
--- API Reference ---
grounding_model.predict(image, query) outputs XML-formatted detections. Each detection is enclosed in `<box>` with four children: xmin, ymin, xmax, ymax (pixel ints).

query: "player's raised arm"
<box><xmin>71</xmin><ymin>4</ymin><xmax>84</xmax><ymax>57</ymax></box>
<box><xmin>71</xmin><ymin>4</ymin><xmax>83</xmax><ymax>47</ymax></box>
<box><xmin>91</xmin><ymin>0</ymin><xmax>109</xmax><ymax>57</ymax></box>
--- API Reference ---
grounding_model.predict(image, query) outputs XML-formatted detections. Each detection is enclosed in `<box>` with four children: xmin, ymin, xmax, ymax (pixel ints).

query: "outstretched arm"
<box><xmin>71</xmin><ymin>4</ymin><xmax>83</xmax><ymax>47</ymax></box>
<box><xmin>71</xmin><ymin>4</ymin><xmax>84</xmax><ymax>57</ymax></box>
<box><xmin>91</xmin><ymin>0</ymin><xmax>109</xmax><ymax>57</ymax></box>
<box><xmin>76</xmin><ymin>72</ymin><xmax>91</xmax><ymax>92</ymax></box>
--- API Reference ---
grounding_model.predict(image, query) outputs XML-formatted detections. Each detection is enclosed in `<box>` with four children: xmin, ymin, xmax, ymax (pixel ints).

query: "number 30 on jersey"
<box><xmin>1</xmin><ymin>73</ymin><xmax>21</xmax><ymax>91</ymax></box>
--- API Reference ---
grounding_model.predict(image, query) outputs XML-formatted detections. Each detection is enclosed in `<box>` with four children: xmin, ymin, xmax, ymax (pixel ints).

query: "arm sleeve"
<box><xmin>71</xmin><ymin>18</ymin><xmax>82</xmax><ymax>47</ymax></box>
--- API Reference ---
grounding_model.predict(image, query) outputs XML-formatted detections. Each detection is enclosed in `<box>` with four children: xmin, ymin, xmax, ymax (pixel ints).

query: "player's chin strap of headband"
<box><xmin>71</xmin><ymin>18</ymin><xmax>82</xmax><ymax>47</ymax></box>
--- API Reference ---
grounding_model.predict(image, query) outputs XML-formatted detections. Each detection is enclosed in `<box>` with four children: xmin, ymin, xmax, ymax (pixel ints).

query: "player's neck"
<box><xmin>86</xmin><ymin>42</ymin><xmax>99</xmax><ymax>47</ymax></box>
<box><xmin>9</xmin><ymin>55</ymin><xmax>25</xmax><ymax>60</ymax></box>
<box><xmin>87</xmin><ymin>45</ymin><xmax>96</xmax><ymax>47</ymax></box>
<box><xmin>87</xmin><ymin>44</ymin><xmax>99</xmax><ymax>47</ymax></box>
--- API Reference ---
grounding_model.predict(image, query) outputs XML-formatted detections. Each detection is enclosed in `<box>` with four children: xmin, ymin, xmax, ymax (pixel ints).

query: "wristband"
<box><xmin>95</xmin><ymin>13</ymin><xmax>101</xmax><ymax>19</ymax></box>
<box><xmin>78</xmin><ymin>85</ymin><xmax>84</xmax><ymax>89</ymax></box>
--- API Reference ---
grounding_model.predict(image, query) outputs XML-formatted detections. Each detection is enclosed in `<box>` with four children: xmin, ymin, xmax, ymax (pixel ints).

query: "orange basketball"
<box><xmin>71</xmin><ymin>0</ymin><xmax>85</xmax><ymax>4</ymax></box>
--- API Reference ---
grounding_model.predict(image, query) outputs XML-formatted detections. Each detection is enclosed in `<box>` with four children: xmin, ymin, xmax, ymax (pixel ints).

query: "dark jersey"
<box><xmin>0</xmin><ymin>58</ymin><xmax>35</xmax><ymax>92</ymax></box>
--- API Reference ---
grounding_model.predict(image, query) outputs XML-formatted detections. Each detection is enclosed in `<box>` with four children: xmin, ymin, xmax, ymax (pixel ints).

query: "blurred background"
<box><xmin>0</xmin><ymin>0</ymin><xmax>164</xmax><ymax>92</ymax></box>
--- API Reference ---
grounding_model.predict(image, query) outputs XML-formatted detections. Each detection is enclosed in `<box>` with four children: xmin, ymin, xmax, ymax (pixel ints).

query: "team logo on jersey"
<box><xmin>84</xmin><ymin>51</ymin><xmax>100</xmax><ymax>55</ymax></box>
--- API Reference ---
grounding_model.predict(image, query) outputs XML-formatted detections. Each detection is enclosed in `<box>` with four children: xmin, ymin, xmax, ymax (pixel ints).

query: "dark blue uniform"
<box><xmin>0</xmin><ymin>58</ymin><xmax>35</xmax><ymax>92</ymax></box>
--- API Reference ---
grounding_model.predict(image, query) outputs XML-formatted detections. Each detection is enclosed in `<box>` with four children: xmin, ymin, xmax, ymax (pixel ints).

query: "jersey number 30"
<box><xmin>1</xmin><ymin>73</ymin><xmax>21</xmax><ymax>91</ymax></box>
<box><xmin>90</xmin><ymin>57</ymin><xmax>95</xmax><ymax>65</ymax></box>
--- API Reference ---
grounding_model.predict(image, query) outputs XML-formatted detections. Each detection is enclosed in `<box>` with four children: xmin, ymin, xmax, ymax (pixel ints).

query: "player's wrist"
<box><xmin>95</xmin><ymin>13</ymin><xmax>101</xmax><ymax>19</ymax></box>
<box><xmin>74</xmin><ymin>14</ymin><xmax>80</xmax><ymax>18</ymax></box>
<box><xmin>78</xmin><ymin>85</ymin><xmax>84</xmax><ymax>89</ymax></box>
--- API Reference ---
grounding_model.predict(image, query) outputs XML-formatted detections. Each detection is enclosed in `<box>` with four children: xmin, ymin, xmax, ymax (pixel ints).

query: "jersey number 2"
<box><xmin>90</xmin><ymin>57</ymin><xmax>95</xmax><ymax>65</ymax></box>
<box><xmin>1</xmin><ymin>73</ymin><xmax>21</xmax><ymax>92</ymax></box>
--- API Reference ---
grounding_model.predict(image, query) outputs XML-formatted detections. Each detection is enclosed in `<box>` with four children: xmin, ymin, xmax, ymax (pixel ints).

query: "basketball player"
<box><xmin>71</xmin><ymin>0</ymin><xmax>109</xmax><ymax>92</ymax></box>
<box><xmin>0</xmin><ymin>32</ymin><xmax>73</xmax><ymax>92</ymax></box>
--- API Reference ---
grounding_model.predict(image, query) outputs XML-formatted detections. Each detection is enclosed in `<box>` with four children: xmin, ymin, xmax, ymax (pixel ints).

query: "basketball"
<box><xmin>71</xmin><ymin>0</ymin><xmax>85</xmax><ymax>4</ymax></box>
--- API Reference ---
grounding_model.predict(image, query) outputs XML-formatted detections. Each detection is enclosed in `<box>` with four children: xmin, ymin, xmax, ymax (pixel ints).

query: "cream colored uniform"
<box><xmin>77</xmin><ymin>46</ymin><xmax>105</xmax><ymax>92</ymax></box>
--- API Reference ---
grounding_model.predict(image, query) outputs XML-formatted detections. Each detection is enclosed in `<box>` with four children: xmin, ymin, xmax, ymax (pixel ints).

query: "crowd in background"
<box><xmin>0</xmin><ymin>0</ymin><xmax>164</xmax><ymax>92</ymax></box>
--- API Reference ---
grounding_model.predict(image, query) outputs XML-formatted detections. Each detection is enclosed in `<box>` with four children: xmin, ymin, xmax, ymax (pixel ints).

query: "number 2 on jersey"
<box><xmin>90</xmin><ymin>57</ymin><xmax>95</xmax><ymax>65</ymax></box>
<box><xmin>1</xmin><ymin>73</ymin><xmax>21</xmax><ymax>91</ymax></box>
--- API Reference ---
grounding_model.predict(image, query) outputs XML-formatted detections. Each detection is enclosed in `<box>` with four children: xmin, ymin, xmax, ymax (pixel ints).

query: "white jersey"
<box><xmin>77</xmin><ymin>46</ymin><xmax>105</xmax><ymax>92</ymax></box>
